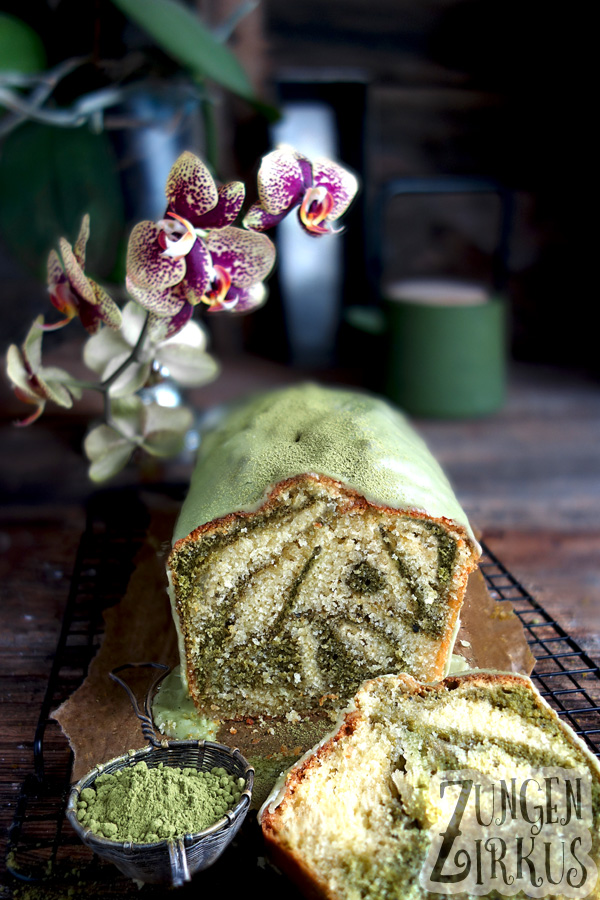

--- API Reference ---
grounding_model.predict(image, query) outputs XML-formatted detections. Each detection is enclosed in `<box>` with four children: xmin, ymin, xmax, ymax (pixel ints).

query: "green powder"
<box><xmin>76</xmin><ymin>761</ymin><xmax>245</xmax><ymax>843</ymax></box>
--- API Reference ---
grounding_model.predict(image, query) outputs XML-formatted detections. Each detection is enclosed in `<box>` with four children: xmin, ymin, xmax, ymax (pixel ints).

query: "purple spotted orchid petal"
<box><xmin>45</xmin><ymin>249</ymin><xmax>78</xmax><ymax>330</ymax></box>
<box><xmin>127</xmin><ymin>221</ymin><xmax>186</xmax><ymax>294</ymax></box>
<box><xmin>180</xmin><ymin>238</ymin><xmax>212</xmax><ymax>304</ymax></box>
<box><xmin>255</xmin><ymin>146</ymin><xmax>311</xmax><ymax>216</ymax></box>
<box><xmin>165</xmin><ymin>151</ymin><xmax>218</xmax><ymax>227</ymax></box>
<box><xmin>197</xmin><ymin>181</ymin><xmax>245</xmax><ymax>229</ymax></box>
<box><xmin>204</xmin><ymin>226</ymin><xmax>275</xmax><ymax>289</ymax></box>
<box><xmin>312</xmin><ymin>158</ymin><xmax>359</xmax><ymax>221</ymax></box>
<box><xmin>78</xmin><ymin>280</ymin><xmax>123</xmax><ymax>335</ymax></box>
<box><xmin>56</xmin><ymin>238</ymin><xmax>122</xmax><ymax>334</ymax></box>
<box><xmin>73</xmin><ymin>214</ymin><xmax>90</xmax><ymax>268</ymax></box>
<box><xmin>64</xmin><ymin>279</ymin><xmax>116</xmax><ymax>336</ymax></box>
<box><xmin>149</xmin><ymin>300</ymin><xmax>195</xmax><ymax>339</ymax></box>
<box><xmin>126</xmin><ymin>275</ymin><xmax>187</xmax><ymax>318</ymax></box>
<box><xmin>245</xmin><ymin>145</ymin><xmax>358</xmax><ymax>236</ymax></box>
<box><xmin>242</xmin><ymin>203</ymin><xmax>288</xmax><ymax>233</ymax></box>
<box><xmin>59</xmin><ymin>238</ymin><xmax>96</xmax><ymax>305</ymax></box>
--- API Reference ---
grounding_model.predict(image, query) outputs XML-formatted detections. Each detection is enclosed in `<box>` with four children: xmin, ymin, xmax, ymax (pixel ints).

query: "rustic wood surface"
<box><xmin>1</xmin><ymin>352</ymin><xmax>599</xmax><ymax>888</ymax></box>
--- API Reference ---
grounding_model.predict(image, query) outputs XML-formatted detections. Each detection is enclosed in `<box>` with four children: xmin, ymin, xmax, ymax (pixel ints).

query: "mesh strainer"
<box><xmin>66</xmin><ymin>663</ymin><xmax>254</xmax><ymax>886</ymax></box>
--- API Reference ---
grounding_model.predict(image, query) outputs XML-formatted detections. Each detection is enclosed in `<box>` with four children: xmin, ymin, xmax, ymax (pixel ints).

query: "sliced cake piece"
<box><xmin>168</xmin><ymin>384</ymin><xmax>480</xmax><ymax>718</ymax></box>
<box><xmin>260</xmin><ymin>672</ymin><xmax>600</xmax><ymax>900</ymax></box>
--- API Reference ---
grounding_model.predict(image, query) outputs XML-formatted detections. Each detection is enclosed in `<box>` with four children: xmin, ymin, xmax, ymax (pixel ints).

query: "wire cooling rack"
<box><xmin>4</xmin><ymin>486</ymin><xmax>600</xmax><ymax>896</ymax></box>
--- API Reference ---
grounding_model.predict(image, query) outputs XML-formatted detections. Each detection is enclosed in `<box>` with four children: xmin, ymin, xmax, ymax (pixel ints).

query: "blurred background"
<box><xmin>0</xmin><ymin>0</ymin><xmax>591</xmax><ymax>387</ymax></box>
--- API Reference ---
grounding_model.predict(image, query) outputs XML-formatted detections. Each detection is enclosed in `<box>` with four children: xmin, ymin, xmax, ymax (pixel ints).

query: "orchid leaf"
<box><xmin>110</xmin><ymin>0</ymin><xmax>256</xmax><ymax>102</ymax></box>
<box><xmin>0</xmin><ymin>122</ymin><xmax>124</xmax><ymax>277</ymax></box>
<box><xmin>0</xmin><ymin>14</ymin><xmax>45</xmax><ymax>78</ymax></box>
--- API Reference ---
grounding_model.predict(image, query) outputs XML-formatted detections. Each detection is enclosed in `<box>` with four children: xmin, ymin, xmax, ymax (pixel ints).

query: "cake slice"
<box><xmin>260</xmin><ymin>672</ymin><xmax>600</xmax><ymax>900</ymax></box>
<box><xmin>168</xmin><ymin>384</ymin><xmax>480</xmax><ymax>718</ymax></box>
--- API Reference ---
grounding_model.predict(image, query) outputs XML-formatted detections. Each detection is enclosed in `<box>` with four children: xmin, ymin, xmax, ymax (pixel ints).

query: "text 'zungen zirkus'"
<box><xmin>420</xmin><ymin>766</ymin><xmax>598</xmax><ymax>898</ymax></box>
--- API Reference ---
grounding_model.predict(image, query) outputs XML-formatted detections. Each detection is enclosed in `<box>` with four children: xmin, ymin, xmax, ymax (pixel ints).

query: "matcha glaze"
<box><xmin>173</xmin><ymin>384</ymin><xmax>478</xmax><ymax>548</ymax></box>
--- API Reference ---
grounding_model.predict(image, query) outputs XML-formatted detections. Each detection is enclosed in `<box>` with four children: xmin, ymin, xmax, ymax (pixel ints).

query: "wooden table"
<box><xmin>1</xmin><ymin>353</ymin><xmax>599</xmax><ymax>890</ymax></box>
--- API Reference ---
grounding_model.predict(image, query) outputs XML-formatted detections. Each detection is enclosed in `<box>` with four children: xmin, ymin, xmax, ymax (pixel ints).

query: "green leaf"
<box><xmin>0</xmin><ymin>122</ymin><xmax>124</xmax><ymax>278</ymax></box>
<box><xmin>0</xmin><ymin>14</ymin><xmax>46</xmax><ymax>75</ymax></box>
<box><xmin>110</xmin><ymin>0</ymin><xmax>256</xmax><ymax>102</ymax></box>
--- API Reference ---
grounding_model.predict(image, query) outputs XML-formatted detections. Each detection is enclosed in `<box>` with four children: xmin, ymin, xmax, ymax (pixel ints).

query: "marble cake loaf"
<box><xmin>168</xmin><ymin>384</ymin><xmax>480</xmax><ymax>718</ymax></box>
<box><xmin>260</xmin><ymin>672</ymin><xmax>600</xmax><ymax>900</ymax></box>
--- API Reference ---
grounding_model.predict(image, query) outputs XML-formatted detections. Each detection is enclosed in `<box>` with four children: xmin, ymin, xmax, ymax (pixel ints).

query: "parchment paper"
<box><xmin>53</xmin><ymin>492</ymin><xmax>534</xmax><ymax>805</ymax></box>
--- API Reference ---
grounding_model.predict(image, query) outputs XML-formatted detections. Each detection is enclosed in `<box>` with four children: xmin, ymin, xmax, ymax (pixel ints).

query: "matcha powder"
<box><xmin>76</xmin><ymin>761</ymin><xmax>245</xmax><ymax>843</ymax></box>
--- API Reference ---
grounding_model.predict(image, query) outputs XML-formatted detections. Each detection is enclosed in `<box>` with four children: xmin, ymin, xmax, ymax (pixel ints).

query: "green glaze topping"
<box><xmin>152</xmin><ymin>666</ymin><xmax>219</xmax><ymax>740</ymax></box>
<box><xmin>173</xmin><ymin>384</ymin><xmax>478</xmax><ymax>547</ymax></box>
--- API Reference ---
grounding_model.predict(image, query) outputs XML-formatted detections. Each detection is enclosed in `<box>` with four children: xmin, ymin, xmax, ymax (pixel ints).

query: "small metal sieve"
<box><xmin>66</xmin><ymin>662</ymin><xmax>254</xmax><ymax>886</ymax></box>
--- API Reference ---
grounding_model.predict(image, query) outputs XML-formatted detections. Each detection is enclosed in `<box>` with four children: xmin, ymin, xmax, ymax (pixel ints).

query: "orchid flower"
<box><xmin>243</xmin><ymin>145</ymin><xmax>358</xmax><ymax>236</ymax></box>
<box><xmin>83</xmin><ymin>301</ymin><xmax>219</xmax><ymax>397</ymax></box>
<box><xmin>6</xmin><ymin>317</ymin><xmax>81</xmax><ymax>425</ymax></box>
<box><xmin>201</xmin><ymin>227</ymin><xmax>272</xmax><ymax>314</ymax></box>
<box><xmin>126</xmin><ymin>152</ymin><xmax>275</xmax><ymax>334</ymax></box>
<box><xmin>84</xmin><ymin>396</ymin><xmax>194</xmax><ymax>483</ymax></box>
<box><xmin>45</xmin><ymin>215</ymin><xmax>122</xmax><ymax>334</ymax></box>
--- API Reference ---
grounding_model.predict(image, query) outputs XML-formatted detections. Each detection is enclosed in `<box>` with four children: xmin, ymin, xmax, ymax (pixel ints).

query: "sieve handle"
<box><xmin>168</xmin><ymin>837</ymin><xmax>191</xmax><ymax>887</ymax></box>
<box><xmin>109</xmin><ymin>662</ymin><xmax>170</xmax><ymax>748</ymax></box>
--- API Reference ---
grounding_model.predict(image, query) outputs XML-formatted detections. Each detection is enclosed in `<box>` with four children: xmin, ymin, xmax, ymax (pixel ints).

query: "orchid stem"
<box><xmin>100</xmin><ymin>311</ymin><xmax>151</xmax><ymax>422</ymax></box>
<box><xmin>63</xmin><ymin>379</ymin><xmax>102</xmax><ymax>391</ymax></box>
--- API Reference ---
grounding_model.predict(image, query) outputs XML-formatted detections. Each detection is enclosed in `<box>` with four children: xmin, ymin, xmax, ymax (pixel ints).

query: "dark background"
<box><xmin>0</xmin><ymin>0</ymin><xmax>590</xmax><ymax>374</ymax></box>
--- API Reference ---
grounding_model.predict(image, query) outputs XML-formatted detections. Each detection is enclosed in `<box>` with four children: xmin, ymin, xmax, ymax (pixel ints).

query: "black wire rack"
<box><xmin>4</xmin><ymin>486</ymin><xmax>600</xmax><ymax>896</ymax></box>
